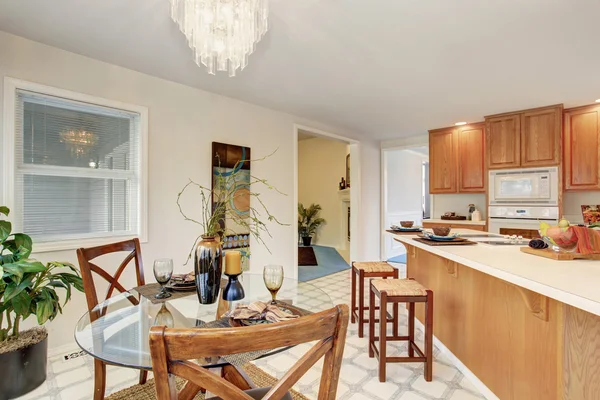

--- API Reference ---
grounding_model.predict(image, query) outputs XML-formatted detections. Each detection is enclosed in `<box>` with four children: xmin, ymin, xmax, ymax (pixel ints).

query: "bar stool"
<box><xmin>368</xmin><ymin>278</ymin><xmax>433</xmax><ymax>382</ymax></box>
<box><xmin>351</xmin><ymin>261</ymin><xmax>398</xmax><ymax>338</ymax></box>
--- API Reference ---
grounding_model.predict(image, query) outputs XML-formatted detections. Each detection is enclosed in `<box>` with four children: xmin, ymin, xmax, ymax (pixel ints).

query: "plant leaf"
<box><xmin>35</xmin><ymin>297</ymin><xmax>54</xmax><ymax>325</ymax></box>
<box><xmin>11</xmin><ymin>291</ymin><xmax>32</xmax><ymax>316</ymax></box>
<box><xmin>2</xmin><ymin>263</ymin><xmax>23</xmax><ymax>281</ymax></box>
<box><xmin>0</xmin><ymin>206</ymin><xmax>9</xmax><ymax>216</ymax></box>
<box><xmin>16</xmin><ymin>260</ymin><xmax>47</xmax><ymax>273</ymax></box>
<box><xmin>0</xmin><ymin>220</ymin><xmax>12</xmax><ymax>242</ymax></box>
<box><xmin>2</xmin><ymin>276</ymin><xmax>33</xmax><ymax>302</ymax></box>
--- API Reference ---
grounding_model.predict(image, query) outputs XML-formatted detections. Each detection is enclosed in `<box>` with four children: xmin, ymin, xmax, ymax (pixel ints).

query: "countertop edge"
<box><xmin>392</xmin><ymin>235</ymin><xmax>600</xmax><ymax>317</ymax></box>
<box><xmin>423</xmin><ymin>219</ymin><xmax>486</xmax><ymax>226</ymax></box>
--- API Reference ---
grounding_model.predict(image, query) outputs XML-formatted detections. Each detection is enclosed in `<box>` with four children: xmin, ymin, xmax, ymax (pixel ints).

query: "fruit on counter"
<box><xmin>558</xmin><ymin>216</ymin><xmax>570</xmax><ymax>231</ymax></box>
<box><xmin>539</xmin><ymin>221</ymin><xmax>551</xmax><ymax>237</ymax></box>
<box><xmin>538</xmin><ymin>220</ymin><xmax>578</xmax><ymax>250</ymax></box>
<box><xmin>529</xmin><ymin>239</ymin><xmax>548</xmax><ymax>250</ymax></box>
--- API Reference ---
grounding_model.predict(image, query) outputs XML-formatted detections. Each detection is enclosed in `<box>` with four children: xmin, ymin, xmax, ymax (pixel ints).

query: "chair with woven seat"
<box><xmin>368</xmin><ymin>278</ymin><xmax>433</xmax><ymax>382</ymax></box>
<box><xmin>77</xmin><ymin>238</ymin><xmax>148</xmax><ymax>400</ymax></box>
<box><xmin>351</xmin><ymin>261</ymin><xmax>398</xmax><ymax>337</ymax></box>
<box><xmin>149</xmin><ymin>304</ymin><xmax>349</xmax><ymax>400</ymax></box>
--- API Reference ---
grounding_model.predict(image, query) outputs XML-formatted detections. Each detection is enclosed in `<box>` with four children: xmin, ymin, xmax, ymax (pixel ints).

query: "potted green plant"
<box><xmin>0</xmin><ymin>206</ymin><xmax>84</xmax><ymax>398</ymax></box>
<box><xmin>298</xmin><ymin>203</ymin><xmax>326</xmax><ymax>246</ymax></box>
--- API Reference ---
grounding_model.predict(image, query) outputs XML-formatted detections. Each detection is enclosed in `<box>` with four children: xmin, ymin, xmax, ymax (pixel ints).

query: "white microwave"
<box><xmin>489</xmin><ymin>167</ymin><xmax>558</xmax><ymax>205</ymax></box>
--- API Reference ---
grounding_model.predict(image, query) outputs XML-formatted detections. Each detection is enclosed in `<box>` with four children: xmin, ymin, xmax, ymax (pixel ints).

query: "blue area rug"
<box><xmin>298</xmin><ymin>245</ymin><xmax>350</xmax><ymax>282</ymax></box>
<box><xmin>387</xmin><ymin>253</ymin><xmax>407</xmax><ymax>264</ymax></box>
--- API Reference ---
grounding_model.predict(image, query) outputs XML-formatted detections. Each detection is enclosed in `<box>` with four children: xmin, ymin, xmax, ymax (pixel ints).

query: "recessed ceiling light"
<box><xmin>455</xmin><ymin>122</ymin><xmax>467</xmax><ymax>126</ymax></box>
<box><xmin>595</xmin><ymin>99</ymin><xmax>600</xmax><ymax>103</ymax></box>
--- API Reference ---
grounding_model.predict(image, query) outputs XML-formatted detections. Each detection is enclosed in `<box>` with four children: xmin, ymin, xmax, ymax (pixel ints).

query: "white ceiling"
<box><xmin>1</xmin><ymin>0</ymin><xmax>600</xmax><ymax>140</ymax></box>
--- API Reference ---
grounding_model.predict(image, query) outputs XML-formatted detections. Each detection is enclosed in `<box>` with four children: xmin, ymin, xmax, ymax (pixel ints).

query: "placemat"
<box><xmin>386</xmin><ymin>229</ymin><xmax>422</xmax><ymax>235</ymax></box>
<box><xmin>412</xmin><ymin>237</ymin><xmax>477</xmax><ymax>246</ymax></box>
<box><xmin>134</xmin><ymin>283</ymin><xmax>196</xmax><ymax>304</ymax></box>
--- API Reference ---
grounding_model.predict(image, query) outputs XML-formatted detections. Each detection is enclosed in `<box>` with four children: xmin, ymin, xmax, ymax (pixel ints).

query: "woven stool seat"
<box><xmin>372</xmin><ymin>279</ymin><xmax>428</xmax><ymax>297</ymax></box>
<box><xmin>353</xmin><ymin>261</ymin><xmax>395</xmax><ymax>273</ymax></box>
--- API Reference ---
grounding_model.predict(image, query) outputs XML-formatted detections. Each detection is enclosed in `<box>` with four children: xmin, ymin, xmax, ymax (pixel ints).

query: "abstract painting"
<box><xmin>212</xmin><ymin>142</ymin><xmax>251</xmax><ymax>267</ymax></box>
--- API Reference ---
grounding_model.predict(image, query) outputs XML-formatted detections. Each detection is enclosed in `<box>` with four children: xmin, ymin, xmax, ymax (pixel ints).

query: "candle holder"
<box><xmin>223</xmin><ymin>273</ymin><xmax>245</xmax><ymax>301</ymax></box>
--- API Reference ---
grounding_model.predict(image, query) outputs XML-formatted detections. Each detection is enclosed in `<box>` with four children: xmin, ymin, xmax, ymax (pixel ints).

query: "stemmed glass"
<box><xmin>263</xmin><ymin>265</ymin><xmax>284</xmax><ymax>305</ymax></box>
<box><xmin>153</xmin><ymin>258</ymin><xmax>173</xmax><ymax>299</ymax></box>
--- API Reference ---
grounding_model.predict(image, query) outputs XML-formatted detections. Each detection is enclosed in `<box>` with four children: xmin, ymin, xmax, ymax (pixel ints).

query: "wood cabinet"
<box><xmin>429</xmin><ymin>127</ymin><xmax>457</xmax><ymax>193</ymax></box>
<box><xmin>429</xmin><ymin>123</ymin><xmax>485</xmax><ymax>194</ymax></box>
<box><xmin>564</xmin><ymin>105</ymin><xmax>600</xmax><ymax>190</ymax></box>
<box><xmin>457</xmin><ymin>124</ymin><xmax>486</xmax><ymax>192</ymax></box>
<box><xmin>485</xmin><ymin>104</ymin><xmax>563</xmax><ymax>169</ymax></box>
<box><xmin>499</xmin><ymin>228</ymin><xmax>540</xmax><ymax>239</ymax></box>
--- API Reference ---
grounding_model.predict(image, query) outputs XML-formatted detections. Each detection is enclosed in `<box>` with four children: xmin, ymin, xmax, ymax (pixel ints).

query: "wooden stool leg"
<box><xmin>358</xmin><ymin>269</ymin><xmax>365</xmax><ymax>338</ymax></box>
<box><xmin>425</xmin><ymin>290</ymin><xmax>434</xmax><ymax>382</ymax></box>
<box><xmin>139</xmin><ymin>370</ymin><xmax>148</xmax><ymax>385</ymax></box>
<box><xmin>369</xmin><ymin>284</ymin><xmax>376</xmax><ymax>358</ymax></box>
<box><xmin>93</xmin><ymin>359</ymin><xmax>106</xmax><ymax>400</ymax></box>
<box><xmin>379</xmin><ymin>292</ymin><xmax>388</xmax><ymax>382</ymax></box>
<box><xmin>351</xmin><ymin>265</ymin><xmax>356</xmax><ymax>324</ymax></box>
<box><xmin>392</xmin><ymin>268</ymin><xmax>399</xmax><ymax>337</ymax></box>
<box><xmin>408</xmin><ymin>302</ymin><xmax>415</xmax><ymax>357</ymax></box>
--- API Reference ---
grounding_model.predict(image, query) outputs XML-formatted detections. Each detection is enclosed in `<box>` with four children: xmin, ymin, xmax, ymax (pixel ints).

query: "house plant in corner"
<box><xmin>0</xmin><ymin>206</ymin><xmax>84</xmax><ymax>399</ymax></box>
<box><xmin>298</xmin><ymin>203</ymin><xmax>326</xmax><ymax>246</ymax></box>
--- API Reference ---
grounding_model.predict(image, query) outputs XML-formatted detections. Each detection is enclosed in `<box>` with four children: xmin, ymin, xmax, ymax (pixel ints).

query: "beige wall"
<box><xmin>0</xmin><ymin>31</ymin><xmax>381</xmax><ymax>349</ymax></box>
<box><xmin>298</xmin><ymin>137</ymin><xmax>348</xmax><ymax>248</ymax></box>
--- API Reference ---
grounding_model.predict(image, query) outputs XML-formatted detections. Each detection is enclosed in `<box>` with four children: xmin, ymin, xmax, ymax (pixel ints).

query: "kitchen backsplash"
<box><xmin>563</xmin><ymin>191</ymin><xmax>600</xmax><ymax>224</ymax></box>
<box><xmin>432</xmin><ymin>193</ymin><xmax>486</xmax><ymax>219</ymax></box>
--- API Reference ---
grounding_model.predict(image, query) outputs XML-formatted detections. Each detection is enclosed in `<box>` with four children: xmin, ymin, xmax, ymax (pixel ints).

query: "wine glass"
<box><xmin>153</xmin><ymin>258</ymin><xmax>173</xmax><ymax>299</ymax></box>
<box><xmin>263</xmin><ymin>265</ymin><xmax>284</xmax><ymax>305</ymax></box>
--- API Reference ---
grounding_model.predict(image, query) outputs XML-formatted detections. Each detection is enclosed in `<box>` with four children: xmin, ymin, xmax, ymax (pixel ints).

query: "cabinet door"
<box><xmin>457</xmin><ymin>123</ymin><xmax>485</xmax><ymax>193</ymax></box>
<box><xmin>564</xmin><ymin>106</ymin><xmax>600</xmax><ymax>190</ymax></box>
<box><xmin>485</xmin><ymin>114</ymin><xmax>521</xmax><ymax>169</ymax></box>
<box><xmin>429</xmin><ymin>128</ymin><xmax>457</xmax><ymax>194</ymax></box>
<box><xmin>520</xmin><ymin>105</ymin><xmax>562</xmax><ymax>167</ymax></box>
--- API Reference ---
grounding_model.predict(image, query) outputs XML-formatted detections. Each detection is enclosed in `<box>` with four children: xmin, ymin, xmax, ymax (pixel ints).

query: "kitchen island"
<box><xmin>389</xmin><ymin>229</ymin><xmax>600</xmax><ymax>400</ymax></box>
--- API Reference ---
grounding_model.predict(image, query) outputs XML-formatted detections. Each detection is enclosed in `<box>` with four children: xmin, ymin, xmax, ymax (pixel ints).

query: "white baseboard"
<box><xmin>413</xmin><ymin>318</ymin><xmax>499</xmax><ymax>400</ymax></box>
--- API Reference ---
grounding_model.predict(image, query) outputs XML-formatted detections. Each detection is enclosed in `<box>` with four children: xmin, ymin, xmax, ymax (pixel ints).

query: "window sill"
<box><xmin>31</xmin><ymin>234</ymin><xmax>148</xmax><ymax>254</ymax></box>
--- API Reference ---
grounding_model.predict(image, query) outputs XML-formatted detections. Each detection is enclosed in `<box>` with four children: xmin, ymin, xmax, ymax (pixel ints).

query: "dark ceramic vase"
<box><xmin>194</xmin><ymin>235</ymin><xmax>223</xmax><ymax>304</ymax></box>
<box><xmin>0</xmin><ymin>335</ymin><xmax>47</xmax><ymax>400</ymax></box>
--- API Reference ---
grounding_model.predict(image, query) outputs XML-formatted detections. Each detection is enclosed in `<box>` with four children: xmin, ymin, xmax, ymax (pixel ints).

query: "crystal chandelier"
<box><xmin>60</xmin><ymin>129</ymin><xmax>98</xmax><ymax>158</ymax></box>
<box><xmin>170</xmin><ymin>0</ymin><xmax>269</xmax><ymax>77</ymax></box>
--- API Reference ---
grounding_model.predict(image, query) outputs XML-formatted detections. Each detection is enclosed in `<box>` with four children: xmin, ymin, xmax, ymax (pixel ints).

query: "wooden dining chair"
<box><xmin>149</xmin><ymin>304</ymin><xmax>349</xmax><ymax>400</ymax></box>
<box><xmin>77</xmin><ymin>238</ymin><xmax>148</xmax><ymax>400</ymax></box>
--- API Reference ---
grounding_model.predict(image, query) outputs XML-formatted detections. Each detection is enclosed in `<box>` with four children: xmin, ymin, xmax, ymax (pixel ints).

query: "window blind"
<box><xmin>14</xmin><ymin>89</ymin><xmax>141</xmax><ymax>244</ymax></box>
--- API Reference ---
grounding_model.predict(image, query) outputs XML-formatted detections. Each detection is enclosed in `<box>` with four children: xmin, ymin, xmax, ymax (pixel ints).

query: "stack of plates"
<box><xmin>390</xmin><ymin>225</ymin><xmax>422</xmax><ymax>232</ymax></box>
<box><xmin>419</xmin><ymin>232</ymin><xmax>465</xmax><ymax>242</ymax></box>
<box><xmin>166</xmin><ymin>273</ymin><xmax>196</xmax><ymax>292</ymax></box>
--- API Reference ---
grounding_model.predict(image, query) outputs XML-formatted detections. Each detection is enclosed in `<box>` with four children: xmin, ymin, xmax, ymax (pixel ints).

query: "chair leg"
<box><xmin>93</xmin><ymin>359</ymin><xmax>106</xmax><ymax>400</ymax></box>
<box><xmin>139</xmin><ymin>370</ymin><xmax>148</xmax><ymax>385</ymax></box>
<box><xmin>351</xmin><ymin>265</ymin><xmax>356</xmax><ymax>324</ymax></box>
<box><xmin>378</xmin><ymin>292</ymin><xmax>387</xmax><ymax>382</ymax></box>
<box><xmin>369</xmin><ymin>285</ymin><xmax>376</xmax><ymax>358</ymax></box>
<box><xmin>358</xmin><ymin>269</ymin><xmax>365</xmax><ymax>338</ymax></box>
<box><xmin>408</xmin><ymin>302</ymin><xmax>415</xmax><ymax>357</ymax></box>
<box><xmin>425</xmin><ymin>291</ymin><xmax>434</xmax><ymax>382</ymax></box>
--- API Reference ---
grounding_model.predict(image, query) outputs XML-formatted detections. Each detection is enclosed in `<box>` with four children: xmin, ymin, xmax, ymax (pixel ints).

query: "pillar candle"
<box><xmin>225</xmin><ymin>251</ymin><xmax>242</xmax><ymax>275</ymax></box>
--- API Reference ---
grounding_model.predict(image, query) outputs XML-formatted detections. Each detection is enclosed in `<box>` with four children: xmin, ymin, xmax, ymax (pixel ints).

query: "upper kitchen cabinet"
<box><xmin>485</xmin><ymin>104</ymin><xmax>563</xmax><ymax>169</ymax></box>
<box><xmin>520</xmin><ymin>105</ymin><xmax>562</xmax><ymax>167</ymax></box>
<box><xmin>429</xmin><ymin>127</ymin><xmax>457</xmax><ymax>194</ymax></box>
<box><xmin>564</xmin><ymin>104</ymin><xmax>600</xmax><ymax>190</ymax></box>
<box><xmin>485</xmin><ymin>114</ymin><xmax>520</xmax><ymax>169</ymax></box>
<box><xmin>457</xmin><ymin>123</ymin><xmax>486</xmax><ymax>192</ymax></box>
<box><xmin>429</xmin><ymin>123</ymin><xmax>486</xmax><ymax>194</ymax></box>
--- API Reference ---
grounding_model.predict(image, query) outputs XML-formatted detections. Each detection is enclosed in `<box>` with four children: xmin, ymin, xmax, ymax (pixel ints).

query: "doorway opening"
<box><xmin>294</xmin><ymin>125</ymin><xmax>359</xmax><ymax>282</ymax></box>
<box><xmin>381</xmin><ymin>145</ymin><xmax>430</xmax><ymax>268</ymax></box>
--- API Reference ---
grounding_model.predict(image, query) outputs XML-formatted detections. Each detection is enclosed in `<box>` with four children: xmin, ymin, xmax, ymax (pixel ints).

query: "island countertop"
<box><xmin>423</xmin><ymin>218</ymin><xmax>486</xmax><ymax>226</ymax></box>
<box><xmin>388</xmin><ymin>229</ymin><xmax>600</xmax><ymax>317</ymax></box>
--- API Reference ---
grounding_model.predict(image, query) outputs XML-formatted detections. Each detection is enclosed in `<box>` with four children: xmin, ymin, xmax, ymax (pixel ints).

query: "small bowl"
<box><xmin>400</xmin><ymin>221</ymin><xmax>414</xmax><ymax>228</ymax></box>
<box><xmin>432</xmin><ymin>226</ymin><xmax>451</xmax><ymax>237</ymax></box>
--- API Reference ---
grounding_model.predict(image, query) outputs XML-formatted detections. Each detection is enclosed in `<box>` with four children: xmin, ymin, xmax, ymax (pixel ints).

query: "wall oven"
<box><xmin>489</xmin><ymin>167</ymin><xmax>558</xmax><ymax>206</ymax></box>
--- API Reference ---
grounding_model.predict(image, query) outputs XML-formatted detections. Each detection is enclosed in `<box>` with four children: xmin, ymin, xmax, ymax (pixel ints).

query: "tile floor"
<box><xmin>18</xmin><ymin>268</ymin><xmax>485</xmax><ymax>400</ymax></box>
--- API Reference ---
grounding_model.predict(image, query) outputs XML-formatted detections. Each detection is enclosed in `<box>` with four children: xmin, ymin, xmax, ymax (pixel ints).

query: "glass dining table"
<box><xmin>74</xmin><ymin>274</ymin><xmax>332</xmax><ymax>371</ymax></box>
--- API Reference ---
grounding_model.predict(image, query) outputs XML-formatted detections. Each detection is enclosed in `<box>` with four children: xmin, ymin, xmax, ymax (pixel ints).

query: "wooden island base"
<box><xmin>404</xmin><ymin>244</ymin><xmax>600</xmax><ymax>400</ymax></box>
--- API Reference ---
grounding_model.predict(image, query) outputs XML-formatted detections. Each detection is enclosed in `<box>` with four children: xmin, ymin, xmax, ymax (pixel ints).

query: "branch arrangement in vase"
<box><xmin>177</xmin><ymin>149</ymin><xmax>288</xmax><ymax>262</ymax></box>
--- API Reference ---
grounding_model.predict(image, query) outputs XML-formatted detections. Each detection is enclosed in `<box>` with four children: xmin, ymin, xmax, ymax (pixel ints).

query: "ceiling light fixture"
<box><xmin>595</xmin><ymin>99</ymin><xmax>600</xmax><ymax>103</ymax></box>
<box><xmin>169</xmin><ymin>0</ymin><xmax>269</xmax><ymax>77</ymax></box>
<box><xmin>454</xmin><ymin>122</ymin><xmax>467</xmax><ymax>126</ymax></box>
<box><xmin>60</xmin><ymin>129</ymin><xmax>98</xmax><ymax>158</ymax></box>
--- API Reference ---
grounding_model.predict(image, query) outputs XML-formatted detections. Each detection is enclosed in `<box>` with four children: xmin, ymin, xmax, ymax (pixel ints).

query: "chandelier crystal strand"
<box><xmin>170</xmin><ymin>0</ymin><xmax>269</xmax><ymax>77</ymax></box>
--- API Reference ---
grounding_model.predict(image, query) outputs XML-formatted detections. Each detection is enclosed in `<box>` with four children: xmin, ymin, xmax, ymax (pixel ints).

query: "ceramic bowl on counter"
<box><xmin>400</xmin><ymin>221</ymin><xmax>414</xmax><ymax>228</ymax></box>
<box><xmin>432</xmin><ymin>226</ymin><xmax>451</xmax><ymax>237</ymax></box>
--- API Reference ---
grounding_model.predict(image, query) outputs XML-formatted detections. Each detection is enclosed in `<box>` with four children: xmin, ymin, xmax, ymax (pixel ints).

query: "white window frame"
<box><xmin>3</xmin><ymin>77</ymin><xmax>148</xmax><ymax>252</ymax></box>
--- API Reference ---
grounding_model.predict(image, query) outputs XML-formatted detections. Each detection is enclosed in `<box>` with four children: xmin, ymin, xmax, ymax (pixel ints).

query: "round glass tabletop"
<box><xmin>75</xmin><ymin>274</ymin><xmax>332</xmax><ymax>370</ymax></box>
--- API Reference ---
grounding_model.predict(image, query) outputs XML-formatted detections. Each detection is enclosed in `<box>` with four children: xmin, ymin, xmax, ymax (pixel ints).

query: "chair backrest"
<box><xmin>77</xmin><ymin>238</ymin><xmax>145</xmax><ymax>317</ymax></box>
<box><xmin>149</xmin><ymin>304</ymin><xmax>349</xmax><ymax>400</ymax></box>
